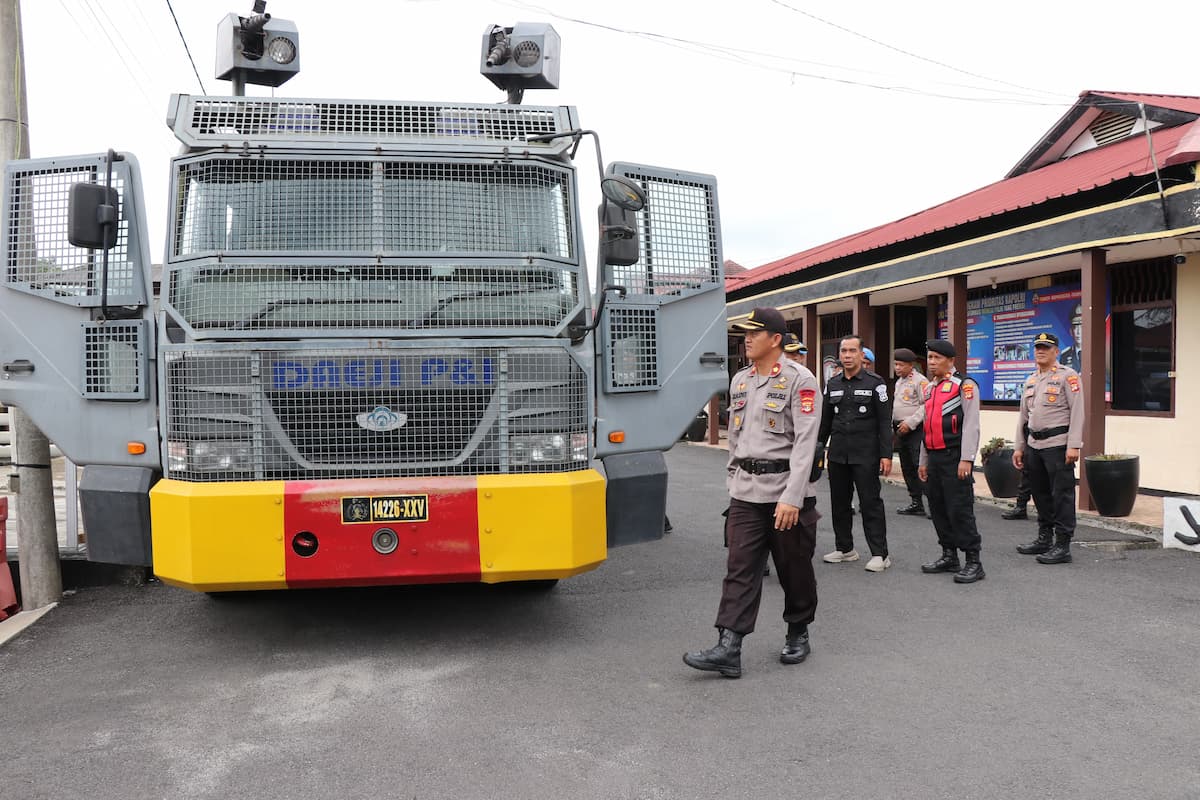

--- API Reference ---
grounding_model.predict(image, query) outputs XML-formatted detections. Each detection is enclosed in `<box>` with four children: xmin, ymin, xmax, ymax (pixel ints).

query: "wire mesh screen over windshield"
<box><xmin>611</xmin><ymin>172</ymin><xmax>719</xmax><ymax>296</ymax></box>
<box><xmin>3</xmin><ymin>165</ymin><xmax>136</xmax><ymax>302</ymax></box>
<box><xmin>167</xmin><ymin>263</ymin><xmax>578</xmax><ymax>332</ymax></box>
<box><xmin>173</xmin><ymin>158</ymin><xmax>573</xmax><ymax>259</ymax></box>
<box><xmin>162</xmin><ymin>345</ymin><xmax>589</xmax><ymax>482</ymax></box>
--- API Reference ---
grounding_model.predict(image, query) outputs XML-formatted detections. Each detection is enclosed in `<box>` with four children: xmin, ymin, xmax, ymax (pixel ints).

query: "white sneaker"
<box><xmin>823</xmin><ymin>549</ymin><xmax>859</xmax><ymax>563</ymax></box>
<box><xmin>865</xmin><ymin>555</ymin><xmax>892</xmax><ymax>572</ymax></box>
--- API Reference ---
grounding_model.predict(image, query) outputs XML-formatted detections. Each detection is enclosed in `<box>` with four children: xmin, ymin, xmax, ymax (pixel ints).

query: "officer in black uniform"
<box><xmin>918</xmin><ymin>338</ymin><xmax>985</xmax><ymax>584</ymax></box>
<box><xmin>818</xmin><ymin>334</ymin><xmax>893</xmax><ymax>572</ymax></box>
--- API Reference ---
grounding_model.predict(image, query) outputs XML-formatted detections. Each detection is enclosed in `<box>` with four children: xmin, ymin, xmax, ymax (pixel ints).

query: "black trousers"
<box><xmin>896</xmin><ymin>428</ymin><xmax>925</xmax><ymax>501</ymax></box>
<box><xmin>925</xmin><ymin>448</ymin><xmax>982</xmax><ymax>552</ymax></box>
<box><xmin>1024</xmin><ymin>445</ymin><xmax>1076</xmax><ymax>539</ymax></box>
<box><xmin>716</xmin><ymin>498</ymin><xmax>819</xmax><ymax>635</ymax></box>
<box><xmin>828</xmin><ymin>461</ymin><xmax>888</xmax><ymax>556</ymax></box>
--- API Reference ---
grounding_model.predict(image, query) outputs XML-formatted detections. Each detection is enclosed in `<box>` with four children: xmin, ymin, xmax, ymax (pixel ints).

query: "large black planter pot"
<box><xmin>1084</xmin><ymin>455</ymin><xmax>1140</xmax><ymax>517</ymax></box>
<box><xmin>982</xmin><ymin>448</ymin><xmax>1021</xmax><ymax>498</ymax></box>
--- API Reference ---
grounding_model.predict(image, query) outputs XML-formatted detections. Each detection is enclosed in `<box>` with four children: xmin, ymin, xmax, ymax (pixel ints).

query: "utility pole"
<box><xmin>0</xmin><ymin>0</ymin><xmax>62</xmax><ymax>609</ymax></box>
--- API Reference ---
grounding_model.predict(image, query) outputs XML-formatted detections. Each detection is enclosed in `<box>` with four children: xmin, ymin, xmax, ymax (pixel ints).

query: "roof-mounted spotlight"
<box><xmin>480</xmin><ymin>22</ymin><xmax>560</xmax><ymax>105</ymax></box>
<box><xmin>215</xmin><ymin>1</ymin><xmax>300</xmax><ymax>95</ymax></box>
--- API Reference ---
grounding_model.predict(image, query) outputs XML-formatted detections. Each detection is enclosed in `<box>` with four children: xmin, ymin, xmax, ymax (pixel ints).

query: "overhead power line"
<box><xmin>164</xmin><ymin>0</ymin><xmax>206</xmax><ymax>95</ymax></box>
<box><xmin>766</xmin><ymin>0</ymin><xmax>1062</xmax><ymax>99</ymax></box>
<box><xmin>501</xmin><ymin>0</ymin><xmax>1070</xmax><ymax>107</ymax></box>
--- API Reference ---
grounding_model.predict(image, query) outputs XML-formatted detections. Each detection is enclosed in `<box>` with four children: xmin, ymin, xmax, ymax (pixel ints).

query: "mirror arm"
<box><xmin>98</xmin><ymin>149</ymin><xmax>124</xmax><ymax>322</ymax></box>
<box><xmin>568</xmin><ymin>284</ymin><xmax>627</xmax><ymax>343</ymax></box>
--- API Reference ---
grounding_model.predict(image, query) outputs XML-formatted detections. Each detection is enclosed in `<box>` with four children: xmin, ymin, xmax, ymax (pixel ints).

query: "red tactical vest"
<box><xmin>923</xmin><ymin>375</ymin><xmax>968</xmax><ymax>451</ymax></box>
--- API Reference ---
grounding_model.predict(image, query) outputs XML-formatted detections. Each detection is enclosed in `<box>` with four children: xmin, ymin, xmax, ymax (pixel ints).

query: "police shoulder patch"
<box><xmin>799</xmin><ymin>388</ymin><xmax>816</xmax><ymax>414</ymax></box>
<box><xmin>1067</xmin><ymin>375</ymin><xmax>1080</xmax><ymax>393</ymax></box>
<box><xmin>963</xmin><ymin>382</ymin><xmax>975</xmax><ymax>400</ymax></box>
<box><xmin>875</xmin><ymin>384</ymin><xmax>888</xmax><ymax>402</ymax></box>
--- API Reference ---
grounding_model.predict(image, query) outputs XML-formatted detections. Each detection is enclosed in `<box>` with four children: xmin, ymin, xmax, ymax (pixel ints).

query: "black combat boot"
<box><xmin>921</xmin><ymin>547</ymin><xmax>960</xmax><ymax>574</ymax></box>
<box><xmin>1016</xmin><ymin>529</ymin><xmax>1053</xmax><ymax>555</ymax></box>
<box><xmin>1001</xmin><ymin>505</ymin><xmax>1028</xmax><ymax>520</ymax></box>
<box><xmin>897</xmin><ymin>499</ymin><xmax>925</xmax><ymax>516</ymax></box>
<box><xmin>954</xmin><ymin>550</ymin><xmax>985</xmax><ymax>583</ymax></box>
<box><xmin>780</xmin><ymin>622</ymin><xmax>811</xmax><ymax>665</ymax></box>
<box><xmin>1036</xmin><ymin>533</ymin><xmax>1073</xmax><ymax>564</ymax></box>
<box><xmin>683</xmin><ymin>628</ymin><xmax>744</xmax><ymax>678</ymax></box>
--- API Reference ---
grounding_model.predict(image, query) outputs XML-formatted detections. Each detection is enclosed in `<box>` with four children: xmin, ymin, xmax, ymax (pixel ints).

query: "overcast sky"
<box><xmin>15</xmin><ymin>0</ymin><xmax>1200</xmax><ymax>271</ymax></box>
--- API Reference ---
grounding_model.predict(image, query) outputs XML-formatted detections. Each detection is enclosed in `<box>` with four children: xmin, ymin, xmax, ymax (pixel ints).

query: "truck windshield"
<box><xmin>171</xmin><ymin>264</ymin><xmax>578</xmax><ymax>330</ymax></box>
<box><xmin>174</xmin><ymin>159</ymin><xmax>575</xmax><ymax>259</ymax></box>
<box><xmin>168</xmin><ymin>158</ymin><xmax>579</xmax><ymax>330</ymax></box>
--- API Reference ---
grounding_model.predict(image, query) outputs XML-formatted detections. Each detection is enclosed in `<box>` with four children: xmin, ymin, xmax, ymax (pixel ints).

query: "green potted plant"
<box><xmin>980</xmin><ymin>436</ymin><xmax>1020</xmax><ymax>498</ymax></box>
<box><xmin>1083</xmin><ymin>453</ymin><xmax>1140</xmax><ymax>517</ymax></box>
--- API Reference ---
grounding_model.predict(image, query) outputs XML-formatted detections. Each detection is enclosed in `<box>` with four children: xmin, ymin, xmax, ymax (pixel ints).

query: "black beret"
<box><xmin>926</xmin><ymin>339</ymin><xmax>957</xmax><ymax>358</ymax></box>
<box><xmin>1033</xmin><ymin>331</ymin><xmax>1059</xmax><ymax>347</ymax></box>
<box><xmin>893</xmin><ymin>347</ymin><xmax>918</xmax><ymax>363</ymax></box>
<box><xmin>731</xmin><ymin>307</ymin><xmax>788</xmax><ymax>336</ymax></box>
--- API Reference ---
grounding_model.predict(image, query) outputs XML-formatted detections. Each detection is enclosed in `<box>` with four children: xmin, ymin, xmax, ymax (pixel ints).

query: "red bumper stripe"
<box><xmin>283</xmin><ymin>477</ymin><xmax>481</xmax><ymax>588</ymax></box>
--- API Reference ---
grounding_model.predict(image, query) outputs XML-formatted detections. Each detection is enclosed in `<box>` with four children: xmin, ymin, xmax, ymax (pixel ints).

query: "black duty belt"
<box><xmin>734</xmin><ymin>458</ymin><xmax>791</xmax><ymax>475</ymax></box>
<box><xmin>1029</xmin><ymin>425</ymin><xmax>1070</xmax><ymax>441</ymax></box>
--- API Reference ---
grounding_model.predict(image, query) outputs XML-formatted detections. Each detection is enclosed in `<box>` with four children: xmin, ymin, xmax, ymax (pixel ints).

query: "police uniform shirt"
<box><xmin>893</xmin><ymin>369</ymin><xmax>929</xmax><ymax>428</ymax></box>
<box><xmin>819</xmin><ymin>368</ymin><xmax>892</xmax><ymax>463</ymax></box>
<box><xmin>1014</xmin><ymin>363</ymin><xmax>1085</xmax><ymax>451</ymax></box>
<box><xmin>726</xmin><ymin>357</ymin><xmax>821</xmax><ymax>507</ymax></box>
<box><xmin>918</xmin><ymin>371</ymin><xmax>982</xmax><ymax>467</ymax></box>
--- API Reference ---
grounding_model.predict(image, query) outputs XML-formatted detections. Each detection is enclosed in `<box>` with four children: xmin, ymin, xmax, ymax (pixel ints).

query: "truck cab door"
<box><xmin>0</xmin><ymin>153</ymin><xmax>160</xmax><ymax>563</ymax></box>
<box><xmin>593</xmin><ymin>164</ymin><xmax>727</xmax><ymax>545</ymax></box>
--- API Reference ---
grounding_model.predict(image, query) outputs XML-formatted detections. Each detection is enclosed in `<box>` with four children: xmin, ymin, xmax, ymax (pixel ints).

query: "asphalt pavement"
<box><xmin>1</xmin><ymin>443</ymin><xmax>1197</xmax><ymax>799</ymax></box>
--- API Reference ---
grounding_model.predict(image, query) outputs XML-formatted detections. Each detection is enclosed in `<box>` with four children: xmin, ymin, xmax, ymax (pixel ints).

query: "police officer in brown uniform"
<box><xmin>918</xmin><ymin>339</ymin><xmax>985</xmax><ymax>584</ymax></box>
<box><xmin>892</xmin><ymin>348</ymin><xmax>929</xmax><ymax>516</ymax></box>
<box><xmin>1012</xmin><ymin>331</ymin><xmax>1085</xmax><ymax>564</ymax></box>
<box><xmin>684</xmin><ymin>307</ymin><xmax>821</xmax><ymax>678</ymax></box>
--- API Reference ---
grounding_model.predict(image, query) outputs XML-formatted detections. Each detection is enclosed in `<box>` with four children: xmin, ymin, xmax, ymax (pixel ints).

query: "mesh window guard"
<box><xmin>163</xmin><ymin>345</ymin><xmax>589</xmax><ymax>482</ymax></box>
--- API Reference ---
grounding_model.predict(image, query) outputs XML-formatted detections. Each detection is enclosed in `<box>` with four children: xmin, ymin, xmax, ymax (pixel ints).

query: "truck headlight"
<box><xmin>167</xmin><ymin>440</ymin><xmax>253</xmax><ymax>474</ymax></box>
<box><xmin>509</xmin><ymin>432</ymin><xmax>588</xmax><ymax>467</ymax></box>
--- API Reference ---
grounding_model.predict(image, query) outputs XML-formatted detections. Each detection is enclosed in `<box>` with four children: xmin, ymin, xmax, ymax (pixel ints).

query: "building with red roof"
<box><xmin>725</xmin><ymin>91</ymin><xmax>1200</xmax><ymax>498</ymax></box>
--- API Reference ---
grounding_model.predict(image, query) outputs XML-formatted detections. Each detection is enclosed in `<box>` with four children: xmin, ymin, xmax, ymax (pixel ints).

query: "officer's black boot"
<box><xmin>780</xmin><ymin>622</ymin><xmax>811</xmax><ymax>665</ymax></box>
<box><xmin>954</xmin><ymin>550</ymin><xmax>986</xmax><ymax>583</ymax></box>
<box><xmin>897</xmin><ymin>498</ymin><xmax>925</xmax><ymax>516</ymax></box>
<box><xmin>921</xmin><ymin>547</ymin><xmax>960</xmax><ymax>574</ymax></box>
<box><xmin>1001</xmin><ymin>505</ymin><xmax>1028</xmax><ymax>520</ymax></box>
<box><xmin>1016</xmin><ymin>529</ymin><xmax>1053</xmax><ymax>555</ymax></box>
<box><xmin>683</xmin><ymin>628</ymin><xmax>743</xmax><ymax>678</ymax></box>
<box><xmin>1035</xmin><ymin>533</ymin><xmax>1073</xmax><ymax>564</ymax></box>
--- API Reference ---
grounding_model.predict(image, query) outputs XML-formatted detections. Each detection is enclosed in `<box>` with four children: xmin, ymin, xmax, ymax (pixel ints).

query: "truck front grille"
<box><xmin>163</xmin><ymin>345</ymin><xmax>589</xmax><ymax>482</ymax></box>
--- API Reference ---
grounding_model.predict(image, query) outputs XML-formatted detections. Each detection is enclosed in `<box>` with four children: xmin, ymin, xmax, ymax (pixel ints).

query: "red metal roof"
<box><xmin>1085</xmin><ymin>91</ymin><xmax>1200</xmax><ymax>116</ymax></box>
<box><xmin>730</xmin><ymin>120</ymin><xmax>1192</xmax><ymax>292</ymax></box>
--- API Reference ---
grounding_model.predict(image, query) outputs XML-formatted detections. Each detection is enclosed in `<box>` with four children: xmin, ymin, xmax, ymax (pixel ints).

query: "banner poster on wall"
<box><xmin>938</xmin><ymin>285</ymin><xmax>1098</xmax><ymax>402</ymax></box>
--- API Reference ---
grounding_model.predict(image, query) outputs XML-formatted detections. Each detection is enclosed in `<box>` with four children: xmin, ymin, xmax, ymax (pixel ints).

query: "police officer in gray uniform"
<box><xmin>1013</xmin><ymin>332</ymin><xmax>1085</xmax><ymax>564</ymax></box>
<box><xmin>684</xmin><ymin>307</ymin><xmax>821</xmax><ymax>678</ymax></box>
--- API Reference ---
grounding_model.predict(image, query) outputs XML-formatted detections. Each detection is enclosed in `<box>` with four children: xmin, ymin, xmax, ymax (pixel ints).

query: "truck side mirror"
<box><xmin>600</xmin><ymin>202</ymin><xmax>640</xmax><ymax>267</ymax></box>
<box><xmin>68</xmin><ymin>183</ymin><xmax>119</xmax><ymax>250</ymax></box>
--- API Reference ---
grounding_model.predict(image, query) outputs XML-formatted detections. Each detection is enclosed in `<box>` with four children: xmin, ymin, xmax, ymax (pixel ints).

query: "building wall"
<box><xmin>977</xmin><ymin>261</ymin><xmax>1198</xmax><ymax>495</ymax></box>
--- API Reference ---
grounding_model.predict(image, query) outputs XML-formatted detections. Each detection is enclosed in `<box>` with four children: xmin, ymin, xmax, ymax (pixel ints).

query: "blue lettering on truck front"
<box><xmin>271</xmin><ymin>357</ymin><xmax>497</xmax><ymax>390</ymax></box>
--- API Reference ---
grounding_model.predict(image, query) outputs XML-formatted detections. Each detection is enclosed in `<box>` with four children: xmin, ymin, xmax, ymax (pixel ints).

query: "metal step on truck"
<box><xmin>0</xmin><ymin>6</ymin><xmax>727</xmax><ymax>593</ymax></box>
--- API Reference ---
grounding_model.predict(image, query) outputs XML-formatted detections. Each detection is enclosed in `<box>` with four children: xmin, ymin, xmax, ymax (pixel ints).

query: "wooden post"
<box><xmin>947</xmin><ymin>275</ymin><xmax>969</xmax><ymax>375</ymax></box>
<box><xmin>853</xmin><ymin>294</ymin><xmax>874</xmax><ymax>350</ymax></box>
<box><xmin>1079</xmin><ymin>249</ymin><xmax>1107</xmax><ymax>510</ymax></box>
<box><xmin>804</xmin><ymin>304</ymin><xmax>819</xmax><ymax>376</ymax></box>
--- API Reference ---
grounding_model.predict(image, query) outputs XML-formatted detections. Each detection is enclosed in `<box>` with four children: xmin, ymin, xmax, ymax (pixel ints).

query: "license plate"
<box><xmin>341</xmin><ymin>495</ymin><xmax>429</xmax><ymax>524</ymax></box>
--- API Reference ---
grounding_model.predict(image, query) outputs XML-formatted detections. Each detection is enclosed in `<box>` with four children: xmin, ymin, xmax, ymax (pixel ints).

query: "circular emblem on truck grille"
<box><xmin>356</xmin><ymin>405</ymin><xmax>408</xmax><ymax>432</ymax></box>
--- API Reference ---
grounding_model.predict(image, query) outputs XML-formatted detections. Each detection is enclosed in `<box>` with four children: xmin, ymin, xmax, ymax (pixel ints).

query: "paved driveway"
<box><xmin>1</xmin><ymin>444</ymin><xmax>1196</xmax><ymax>799</ymax></box>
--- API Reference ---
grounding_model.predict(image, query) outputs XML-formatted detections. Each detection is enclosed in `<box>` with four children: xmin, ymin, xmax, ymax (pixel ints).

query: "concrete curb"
<box><xmin>0</xmin><ymin>602</ymin><xmax>56</xmax><ymax>648</ymax></box>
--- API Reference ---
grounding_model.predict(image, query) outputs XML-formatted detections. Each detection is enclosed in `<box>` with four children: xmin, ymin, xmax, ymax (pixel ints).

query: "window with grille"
<box><xmin>1110</xmin><ymin>257</ymin><xmax>1174</xmax><ymax>412</ymax></box>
